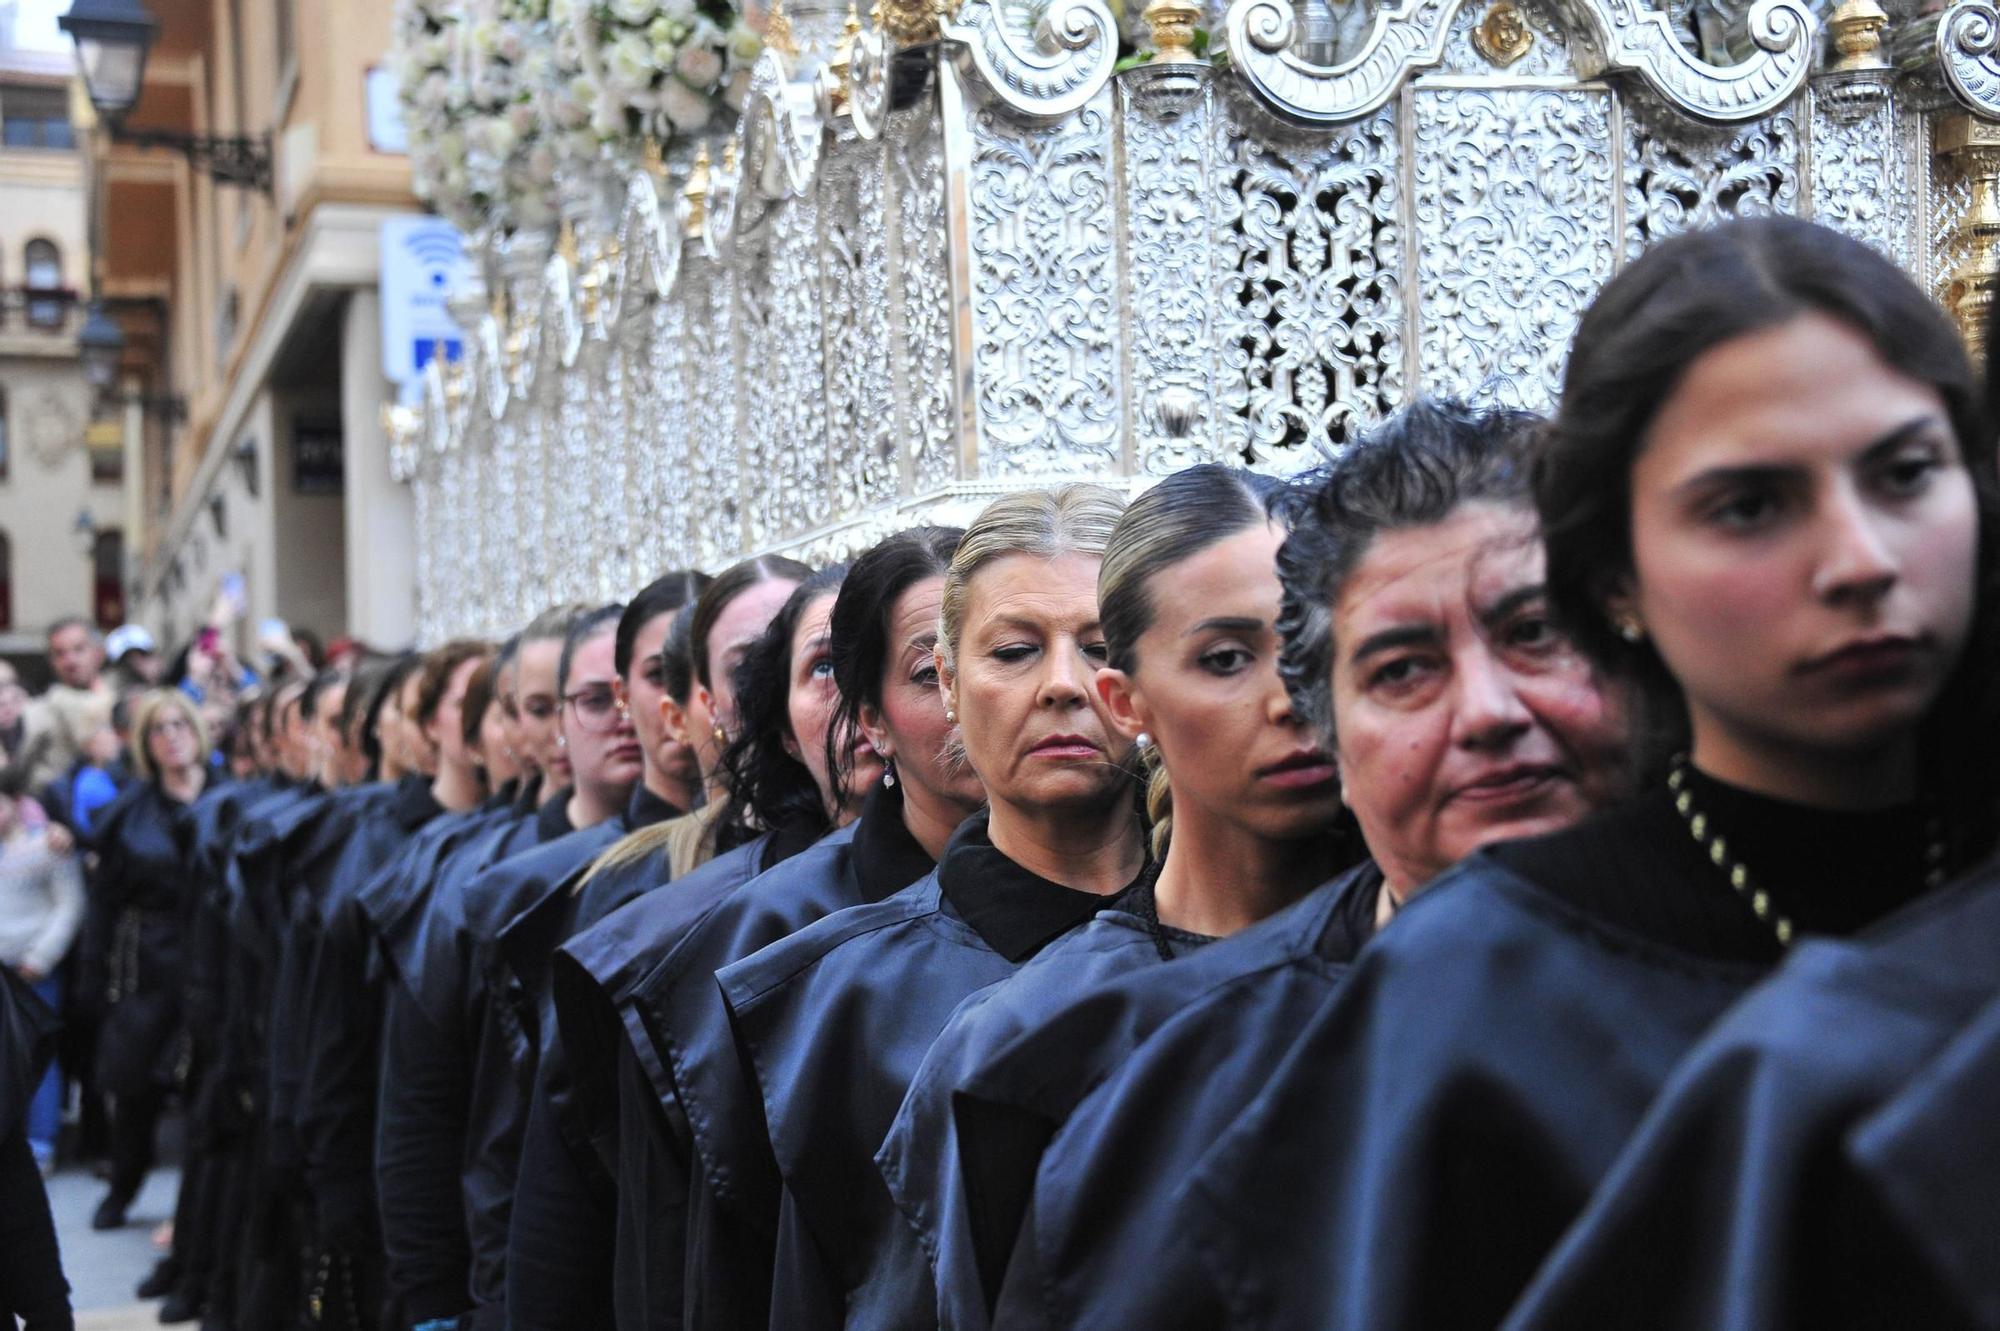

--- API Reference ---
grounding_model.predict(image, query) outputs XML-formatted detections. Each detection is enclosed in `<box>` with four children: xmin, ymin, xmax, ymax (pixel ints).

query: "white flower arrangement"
<box><xmin>395</xmin><ymin>0</ymin><xmax>561</xmax><ymax>235</ymax></box>
<box><xmin>569</xmin><ymin>0</ymin><xmax>761</xmax><ymax>151</ymax></box>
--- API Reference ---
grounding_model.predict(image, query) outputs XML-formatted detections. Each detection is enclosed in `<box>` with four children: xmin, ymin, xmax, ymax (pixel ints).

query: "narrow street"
<box><xmin>44</xmin><ymin>1162</ymin><xmax>179</xmax><ymax>1331</ymax></box>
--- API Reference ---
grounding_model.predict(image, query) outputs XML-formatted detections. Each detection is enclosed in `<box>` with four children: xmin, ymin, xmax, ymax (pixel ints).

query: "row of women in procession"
<box><xmin>6</xmin><ymin>213</ymin><xmax>2000</xmax><ymax>1331</ymax></box>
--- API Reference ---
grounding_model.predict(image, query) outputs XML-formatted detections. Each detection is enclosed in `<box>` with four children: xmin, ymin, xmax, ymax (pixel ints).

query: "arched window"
<box><xmin>24</xmin><ymin>239</ymin><xmax>63</xmax><ymax>329</ymax></box>
<box><xmin>93</xmin><ymin>528</ymin><xmax>124</xmax><ymax>628</ymax></box>
<box><xmin>0</xmin><ymin>531</ymin><xmax>14</xmax><ymax>632</ymax></box>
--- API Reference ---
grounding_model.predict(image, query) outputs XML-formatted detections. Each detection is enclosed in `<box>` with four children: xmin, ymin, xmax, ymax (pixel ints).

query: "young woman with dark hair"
<box><xmin>1504</xmin><ymin>234</ymin><xmax>2000</xmax><ymax>1331</ymax></box>
<box><xmin>1163</xmin><ymin>217</ymin><xmax>1998</xmax><ymax>1331</ymax></box>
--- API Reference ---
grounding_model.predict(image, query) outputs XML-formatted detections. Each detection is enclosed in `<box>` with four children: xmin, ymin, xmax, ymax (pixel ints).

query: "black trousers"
<box><xmin>106</xmin><ymin>1084</ymin><xmax>167</xmax><ymax>1198</ymax></box>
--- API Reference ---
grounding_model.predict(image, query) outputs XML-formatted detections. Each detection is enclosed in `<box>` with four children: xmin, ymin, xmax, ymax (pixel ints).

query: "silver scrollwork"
<box><xmin>943</xmin><ymin>0</ymin><xmax>1120</xmax><ymax>120</ymax></box>
<box><xmin>1940</xmin><ymin>0</ymin><xmax>2000</xmax><ymax>119</ymax></box>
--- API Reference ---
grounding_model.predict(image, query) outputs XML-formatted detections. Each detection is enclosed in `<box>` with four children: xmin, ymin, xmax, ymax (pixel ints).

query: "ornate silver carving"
<box><xmin>1808</xmin><ymin>82</ymin><xmax>1909</xmax><ymax>264</ymax></box>
<box><xmin>1122</xmin><ymin>71</ymin><xmax>1219</xmax><ymax>474</ymax></box>
<box><xmin>1411</xmin><ymin>84</ymin><xmax>1616</xmax><ymax>409</ymax></box>
<box><xmin>1624</xmin><ymin>101</ymin><xmax>1799</xmax><ymax>256</ymax></box>
<box><xmin>1225</xmin><ymin>0</ymin><xmax>1813</xmax><ymax>126</ymax></box>
<box><xmin>961</xmin><ymin>90</ymin><xmax>1121</xmax><ymax>476</ymax></box>
<box><xmin>942</xmin><ymin>0</ymin><xmax>1120</xmax><ymax>120</ymax></box>
<box><xmin>1939</xmin><ymin>0</ymin><xmax>2000</xmax><ymax>119</ymax></box>
<box><xmin>887</xmin><ymin>108</ymin><xmax>957</xmax><ymax>494</ymax></box>
<box><xmin>821</xmin><ymin>132</ymin><xmax>902</xmax><ymax>519</ymax></box>
<box><xmin>1214</xmin><ymin>98</ymin><xmax>1404</xmax><ymax>467</ymax></box>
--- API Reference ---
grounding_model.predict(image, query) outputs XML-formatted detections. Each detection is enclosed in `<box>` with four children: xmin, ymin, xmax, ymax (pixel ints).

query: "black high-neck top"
<box><xmin>1490</xmin><ymin>766</ymin><xmax>1940</xmax><ymax>965</ymax></box>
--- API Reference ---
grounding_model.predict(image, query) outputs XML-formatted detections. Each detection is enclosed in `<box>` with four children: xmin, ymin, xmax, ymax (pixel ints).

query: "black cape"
<box><xmin>714</xmin><ymin>811</ymin><xmax>1121</xmax><ymax>1329</ymax></box>
<box><xmin>1506</xmin><ymin>863</ymin><xmax>2000</xmax><ymax>1330</ymax></box>
<box><xmin>883</xmin><ymin>862</ymin><xmax>1377</xmax><ymax>1330</ymax></box>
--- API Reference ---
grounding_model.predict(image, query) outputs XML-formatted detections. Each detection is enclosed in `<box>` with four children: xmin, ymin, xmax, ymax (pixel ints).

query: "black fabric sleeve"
<box><xmin>507</xmin><ymin>1070</ymin><xmax>615</xmax><ymax>1330</ymax></box>
<box><xmin>376</xmin><ymin>981</ymin><xmax>475</xmax><ymax>1322</ymax></box>
<box><xmin>0</xmin><ymin>1127</ymin><xmax>75</xmax><ymax>1331</ymax></box>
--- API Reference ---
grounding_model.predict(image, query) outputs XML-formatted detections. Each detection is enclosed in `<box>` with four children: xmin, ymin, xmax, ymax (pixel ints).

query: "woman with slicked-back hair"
<box><xmin>1166</xmin><ymin>216</ymin><xmax>2000</xmax><ymax>1331</ymax></box>
<box><xmin>878</xmin><ymin>464</ymin><xmax>1352</xmax><ymax>1330</ymax></box>
<box><xmin>707</xmin><ymin>486</ymin><xmax>1144</xmax><ymax>1328</ymax></box>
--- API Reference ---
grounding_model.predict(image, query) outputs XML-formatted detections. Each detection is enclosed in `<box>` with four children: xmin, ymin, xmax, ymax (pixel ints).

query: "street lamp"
<box><xmin>76</xmin><ymin>300</ymin><xmax>188</xmax><ymax>425</ymax></box>
<box><xmin>59</xmin><ymin>0</ymin><xmax>272</xmax><ymax>192</ymax></box>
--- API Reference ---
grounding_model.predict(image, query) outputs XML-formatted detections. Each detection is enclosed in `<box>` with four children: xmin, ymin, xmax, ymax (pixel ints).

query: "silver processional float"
<box><xmin>387</xmin><ymin>0</ymin><xmax>2000</xmax><ymax>644</ymax></box>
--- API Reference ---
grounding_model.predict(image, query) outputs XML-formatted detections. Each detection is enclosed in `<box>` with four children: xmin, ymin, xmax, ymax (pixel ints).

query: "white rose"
<box><xmin>652</xmin><ymin>39</ymin><xmax>680</xmax><ymax>67</ymax></box>
<box><xmin>674</xmin><ymin>45</ymin><xmax>722</xmax><ymax>87</ymax></box>
<box><xmin>609</xmin><ymin>0</ymin><xmax>657</xmax><ymax>22</ymax></box>
<box><xmin>660</xmin><ymin>77</ymin><xmax>711</xmax><ymax>131</ymax></box>
<box><xmin>604</xmin><ymin>32</ymin><xmax>656</xmax><ymax>91</ymax></box>
<box><xmin>660</xmin><ymin>0</ymin><xmax>696</xmax><ymax>19</ymax></box>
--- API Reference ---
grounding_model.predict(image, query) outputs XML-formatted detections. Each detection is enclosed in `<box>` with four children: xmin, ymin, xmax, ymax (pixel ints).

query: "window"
<box><xmin>0</xmin><ymin>387</ymin><xmax>8</xmax><ymax>481</ymax></box>
<box><xmin>0</xmin><ymin>87</ymin><xmax>74</xmax><ymax>150</ymax></box>
<box><xmin>23</xmin><ymin>239</ymin><xmax>63</xmax><ymax>329</ymax></box>
<box><xmin>93</xmin><ymin>529</ymin><xmax>124</xmax><ymax>629</ymax></box>
<box><xmin>0</xmin><ymin>531</ymin><xmax>14</xmax><ymax>632</ymax></box>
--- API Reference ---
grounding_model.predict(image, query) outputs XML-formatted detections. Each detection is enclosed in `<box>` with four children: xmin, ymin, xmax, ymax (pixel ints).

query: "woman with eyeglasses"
<box><xmin>1165</xmin><ymin>217</ymin><xmax>2000</xmax><ymax>1331</ymax></box>
<box><xmin>505</xmin><ymin>555</ymin><xmax>823</xmax><ymax>1330</ymax></box>
<box><xmin>380</xmin><ymin>601</ymin><xmax>663</xmax><ymax>1331</ymax></box>
<box><xmin>625</xmin><ymin>530</ymin><xmax>982</xmax><ymax>1330</ymax></box>
<box><xmin>81</xmin><ymin>689</ymin><xmax>213</xmax><ymax>1230</ymax></box>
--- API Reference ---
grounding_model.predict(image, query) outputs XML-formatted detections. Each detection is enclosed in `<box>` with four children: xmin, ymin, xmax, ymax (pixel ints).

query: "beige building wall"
<box><xmin>0</xmin><ymin>42</ymin><xmax>126</xmax><ymax>653</ymax></box>
<box><xmin>91</xmin><ymin>0</ymin><xmax>423</xmax><ymax>651</ymax></box>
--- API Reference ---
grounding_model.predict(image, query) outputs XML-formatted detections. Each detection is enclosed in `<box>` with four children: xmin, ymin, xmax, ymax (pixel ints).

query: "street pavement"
<box><xmin>43</xmin><ymin>1161</ymin><xmax>178</xmax><ymax>1330</ymax></box>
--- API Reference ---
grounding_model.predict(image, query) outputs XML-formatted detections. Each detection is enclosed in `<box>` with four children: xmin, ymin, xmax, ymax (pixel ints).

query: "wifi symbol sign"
<box><xmin>405</xmin><ymin>227</ymin><xmax>467</xmax><ymax>291</ymax></box>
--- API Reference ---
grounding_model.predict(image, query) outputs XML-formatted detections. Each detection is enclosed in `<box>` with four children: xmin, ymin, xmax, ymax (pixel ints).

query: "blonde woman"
<box><xmin>85</xmin><ymin>689</ymin><xmax>210</xmax><ymax>1229</ymax></box>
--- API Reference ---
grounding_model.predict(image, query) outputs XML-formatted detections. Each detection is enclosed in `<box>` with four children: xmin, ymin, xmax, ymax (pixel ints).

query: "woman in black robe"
<box><xmin>510</xmin><ymin>554</ymin><xmax>811</xmax><ymax>1329</ymax></box>
<box><xmin>84</xmin><ymin>687</ymin><xmax>214</xmax><ymax>1230</ymax></box>
<box><xmin>1164</xmin><ymin>216</ymin><xmax>2000</xmax><ymax>1329</ymax></box>
<box><xmin>618</xmin><ymin>532</ymin><xmax>983</xmax><ymax>1331</ymax></box>
<box><xmin>888</xmin><ymin>407</ymin><xmax>1633</xmax><ymax>1330</ymax></box>
<box><xmin>711</xmin><ymin>485</ymin><xmax>1146</xmax><ymax>1328</ymax></box>
<box><xmin>1</xmin><ymin>964</ymin><xmax>69</xmax><ymax>1330</ymax></box>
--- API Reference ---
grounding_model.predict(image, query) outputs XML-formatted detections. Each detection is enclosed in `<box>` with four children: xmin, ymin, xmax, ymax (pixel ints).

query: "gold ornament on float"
<box><xmin>1473</xmin><ymin>0</ymin><xmax>1534</xmax><ymax>67</ymax></box>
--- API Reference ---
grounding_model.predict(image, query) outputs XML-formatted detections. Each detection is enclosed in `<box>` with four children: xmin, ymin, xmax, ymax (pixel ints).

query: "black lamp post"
<box><xmin>77</xmin><ymin>300</ymin><xmax>187</xmax><ymax>425</ymax></box>
<box><xmin>60</xmin><ymin>0</ymin><xmax>272</xmax><ymax>192</ymax></box>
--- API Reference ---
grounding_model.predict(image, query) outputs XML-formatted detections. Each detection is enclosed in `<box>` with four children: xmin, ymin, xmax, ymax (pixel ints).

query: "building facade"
<box><xmin>79</xmin><ymin>0</ymin><xmax>421</xmax><ymax>660</ymax></box>
<box><xmin>0</xmin><ymin>10</ymin><xmax>124</xmax><ymax>672</ymax></box>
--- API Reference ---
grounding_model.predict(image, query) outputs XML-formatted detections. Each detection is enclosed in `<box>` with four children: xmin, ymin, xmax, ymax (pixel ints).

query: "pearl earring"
<box><xmin>1615</xmin><ymin>617</ymin><xmax>1644</xmax><ymax>644</ymax></box>
<box><xmin>882</xmin><ymin>759</ymin><xmax>897</xmax><ymax>788</ymax></box>
<box><xmin>945</xmin><ymin>709</ymin><xmax>956</xmax><ymax>723</ymax></box>
<box><xmin>1134</xmin><ymin>732</ymin><xmax>1151</xmax><ymax>749</ymax></box>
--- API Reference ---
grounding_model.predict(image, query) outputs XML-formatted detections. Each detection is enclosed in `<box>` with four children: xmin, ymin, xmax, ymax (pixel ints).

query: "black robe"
<box><xmin>1505</xmin><ymin>863</ymin><xmax>2000</xmax><ymax>1330</ymax></box>
<box><xmin>715</xmin><ymin>811</ymin><xmax>1131</xmax><ymax>1329</ymax></box>
<box><xmin>377</xmin><ymin>792</ymin><xmax>591</xmax><ymax>1326</ymax></box>
<box><xmin>298</xmin><ymin>790</ymin><xmax>513</xmax><ymax>1253</ymax></box>
<box><xmin>0</xmin><ymin>967</ymin><xmax>67</xmax><ymax>1331</ymax></box>
<box><xmin>1165</xmin><ymin>776</ymin><xmax>1945</xmax><ymax>1330</ymax></box>
<box><xmin>880</xmin><ymin>863</ymin><xmax>1376</xmax><ymax>1331</ymax></box>
<box><xmin>1849</xmin><ymin>983</ymin><xmax>2000</xmax><ymax>1329</ymax></box>
<box><xmin>86</xmin><ymin>778</ymin><xmax>215</xmax><ymax>1097</ymax></box>
<box><xmin>544</xmin><ymin>826</ymin><xmax>783</xmax><ymax>1331</ymax></box>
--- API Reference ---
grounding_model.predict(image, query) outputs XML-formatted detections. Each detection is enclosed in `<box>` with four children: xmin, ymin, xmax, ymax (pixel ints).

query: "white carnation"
<box><xmin>604</xmin><ymin>32</ymin><xmax>657</xmax><ymax>91</ymax></box>
<box><xmin>609</xmin><ymin>0</ymin><xmax>658</xmax><ymax>22</ymax></box>
<box><xmin>660</xmin><ymin>77</ymin><xmax>712</xmax><ymax>131</ymax></box>
<box><xmin>674</xmin><ymin>44</ymin><xmax>723</xmax><ymax>88</ymax></box>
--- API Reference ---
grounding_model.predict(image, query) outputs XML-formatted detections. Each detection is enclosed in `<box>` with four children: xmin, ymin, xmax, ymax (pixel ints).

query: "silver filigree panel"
<box><xmin>1122</xmin><ymin>75</ymin><xmax>1220</xmax><ymax>474</ymax></box>
<box><xmin>687</xmin><ymin>261</ymin><xmax>743</xmax><ymax>570</ymax></box>
<box><xmin>1805</xmin><ymin>82</ymin><xmax>1912</xmax><ymax>270</ymax></box>
<box><xmin>1411</xmin><ymin>83</ymin><xmax>1617</xmax><ymax>409</ymax></box>
<box><xmin>820</xmin><ymin>135</ymin><xmax>902</xmax><ymax>522</ymax></box>
<box><xmin>1214</xmin><ymin>92</ymin><xmax>1404</xmax><ymax>468</ymax></box>
<box><xmin>963</xmin><ymin>87</ymin><xmax>1122</xmax><ymax>476</ymax></box>
<box><xmin>1925</xmin><ymin>115</ymin><xmax>1973</xmax><ymax>311</ymax></box>
<box><xmin>1623</xmin><ymin>97</ymin><xmax>1799</xmax><ymax>255</ymax></box>
<box><xmin>888</xmin><ymin>108</ymin><xmax>958</xmax><ymax>495</ymax></box>
<box><xmin>648</xmin><ymin>296</ymin><xmax>697</xmax><ymax>574</ymax></box>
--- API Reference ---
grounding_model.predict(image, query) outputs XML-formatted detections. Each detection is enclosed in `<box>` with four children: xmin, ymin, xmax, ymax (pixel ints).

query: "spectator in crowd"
<box><xmin>0</xmin><ymin>744</ymin><xmax>86</xmax><ymax>1174</ymax></box>
<box><xmin>105</xmin><ymin>625</ymin><xmax>162</xmax><ymax>689</ymax></box>
<box><xmin>45</xmin><ymin>619</ymin><xmax>107</xmax><ymax>698</ymax></box>
<box><xmin>0</xmin><ymin>663</ymin><xmax>54</xmax><ymax>779</ymax></box>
